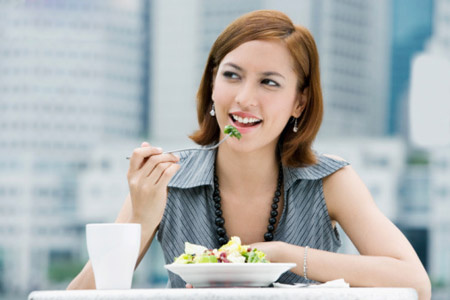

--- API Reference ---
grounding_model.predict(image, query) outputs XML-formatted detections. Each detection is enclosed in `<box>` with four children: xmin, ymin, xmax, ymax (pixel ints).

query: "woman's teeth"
<box><xmin>231</xmin><ymin>114</ymin><xmax>261</xmax><ymax>124</ymax></box>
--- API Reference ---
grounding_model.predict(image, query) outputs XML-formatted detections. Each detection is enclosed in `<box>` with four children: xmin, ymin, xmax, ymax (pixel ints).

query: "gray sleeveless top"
<box><xmin>157</xmin><ymin>149</ymin><xmax>349</xmax><ymax>288</ymax></box>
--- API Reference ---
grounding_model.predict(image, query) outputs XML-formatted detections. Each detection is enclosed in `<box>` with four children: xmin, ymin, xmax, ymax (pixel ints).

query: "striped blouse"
<box><xmin>157</xmin><ymin>148</ymin><xmax>349</xmax><ymax>288</ymax></box>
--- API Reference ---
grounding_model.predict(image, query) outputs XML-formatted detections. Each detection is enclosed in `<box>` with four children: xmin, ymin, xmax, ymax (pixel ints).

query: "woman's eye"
<box><xmin>261</xmin><ymin>79</ymin><xmax>280</xmax><ymax>87</ymax></box>
<box><xmin>223</xmin><ymin>71</ymin><xmax>239</xmax><ymax>79</ymax></box>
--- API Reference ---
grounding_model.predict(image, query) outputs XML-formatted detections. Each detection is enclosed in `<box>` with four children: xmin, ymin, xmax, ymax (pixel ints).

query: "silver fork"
<box><xmin>164</xmin><ymin>133</ymin><xmax>232</xmax><ymax>154</ymax></box>
<box><xmin>126</xmin><ymin>133</ymin><xmax>231</xmax><ymax>159</ymax></box>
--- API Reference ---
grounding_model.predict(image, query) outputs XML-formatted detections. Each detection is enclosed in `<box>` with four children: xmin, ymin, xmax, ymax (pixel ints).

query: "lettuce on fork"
<box><xmin>173</xmin><ymin>236</ymin><xmax>269</xmax><ymax>264</ymax></box>
<box><xmin>224</xmin><ymin>125</ymin><xmax>242</xmax><ymax>140</ymax></box>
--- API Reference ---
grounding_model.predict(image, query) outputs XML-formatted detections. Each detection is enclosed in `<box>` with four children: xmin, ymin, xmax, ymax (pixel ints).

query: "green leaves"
<box><xmin>224</xmin><ymin>125</ymin><xmax>242</xmax><ymax>140</ymax></box>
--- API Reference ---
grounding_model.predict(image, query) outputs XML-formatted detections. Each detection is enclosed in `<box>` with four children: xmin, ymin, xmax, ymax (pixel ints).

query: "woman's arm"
<box><xmin>252</xmin><ymin>165</ymin><xmax>431</xmax><ymax>300</ymax></box>
<box><xmin>324</xmin><ymin>165</ymin><xmax>430</xmax><ymax>298</ymax></box>
<box><xmin>67</xmin><ymin>143</ymin><xmax>180</xmax><ymax>290</ymax></box>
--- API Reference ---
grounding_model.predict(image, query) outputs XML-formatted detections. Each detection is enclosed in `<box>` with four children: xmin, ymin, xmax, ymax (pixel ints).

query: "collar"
<box><xmin>168</xmin><ymin>148</ymin><xmax>216</xmax><ymax>189</ymax></box>
<box><xmin>283</xmin><ymin>154</ymin><xmax>349</xmax><ymax>191</ymax></box>
<box><xmin>168</xmin><ymin>149</ymin><xmax>349</xmax><ymax>190</ymax></box>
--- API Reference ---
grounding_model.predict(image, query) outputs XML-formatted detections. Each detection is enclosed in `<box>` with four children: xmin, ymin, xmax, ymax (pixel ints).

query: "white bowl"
<box><xmin>164</xmin><ymin>263</ymin><xmax>296</xmax><ymax>287</ymax></box>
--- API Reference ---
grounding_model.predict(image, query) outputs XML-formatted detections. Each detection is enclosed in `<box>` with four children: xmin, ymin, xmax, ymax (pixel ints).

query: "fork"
<box><xmin>163</xmin><ymin>133</ymin><xmax>232</xmax><ymax>154</ymax></box>
<box><xmin>126</xmin><ymin>133</ymin><xmax>232</xmax><ymax>159</ymax></box>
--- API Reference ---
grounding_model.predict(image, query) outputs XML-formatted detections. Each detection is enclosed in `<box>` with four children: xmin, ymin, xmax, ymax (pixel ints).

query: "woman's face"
<box><xmin>212</xmin><ymin>39</ymin><xmax>303</xmax><ymax>153</ymax></box>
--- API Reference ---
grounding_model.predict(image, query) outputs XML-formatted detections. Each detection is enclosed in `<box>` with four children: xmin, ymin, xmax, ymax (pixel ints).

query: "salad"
<box><xmin>224</xmin><ymin>125</ymin><xmax>242</xmax><ymax>140</ymax></box>
<box><xmin>173</xmin><ymin>236</ymin><xmax>269</xmax><ymax>264</ymax></box>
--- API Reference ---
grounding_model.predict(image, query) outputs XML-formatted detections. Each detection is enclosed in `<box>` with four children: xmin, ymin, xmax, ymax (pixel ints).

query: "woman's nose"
<box><xmin>235</xmin><ymin>82</ymin><xmax>257</xmax><ymax>107</ymax></box>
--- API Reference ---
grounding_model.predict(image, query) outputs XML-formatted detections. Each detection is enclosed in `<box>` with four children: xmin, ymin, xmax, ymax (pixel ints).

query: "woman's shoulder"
<box><xmin>319</xmin><ymin>153</ymin><xmax>356</xmax><ymax>185</ymax></box>
<box><xmin>321</xmin><ymin>155</ymin><xmax>373</xmax><ymax>221</ymax></box>
<box><xmin>286</xmin><ymin>153</ymin><xmax>349</xmax><ymax>182</ymax></box>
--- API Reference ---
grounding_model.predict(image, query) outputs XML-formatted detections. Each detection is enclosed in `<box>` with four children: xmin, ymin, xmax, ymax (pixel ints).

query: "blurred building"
<box><xmin>426</xmin><ymin>0</ymin><xmax>450</xmax><ymax>290</ymax></box>
<box><xmin>432</xmin><ymin>0</ymin><xmax>450</xmax><ymax>51</ymax></box>
<box><xmin>388</xmin><ymin>0</ymin><xmax>433</xmax><ymax>136</ymax></box>
<box><xmin>428</xmin><ymin>150</ymin><xmax>450</xmax><ymax>287</ymax></box>
<box><xmin>0</xmin><ymin>0</ymin><xmax>148</xmax><ymax>297</ymax></box>
<box><xmin>397</xmin><ymin>155</ymin><xmax>430</xmax><ymax>273</ymax></box>
<box><xmin>398</xmin><ymin>164</ymin><xmax>430</xmax><ymax>227</ymax></box>
<box><xmin>406</xmin><ymin>0</ymin><xmax>450</xmax><ymax>293</ymax></box>
<box><xmin>316</xmin><ymin>0</ymin><xmax>391</xmax><ymax>137</ymax></box>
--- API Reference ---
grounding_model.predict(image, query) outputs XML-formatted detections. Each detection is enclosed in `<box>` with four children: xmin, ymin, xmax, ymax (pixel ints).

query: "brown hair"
<box><xmin>190</xmin><ymin>10</ymin><xmax>323</xmax><ymax>167</ymax></box>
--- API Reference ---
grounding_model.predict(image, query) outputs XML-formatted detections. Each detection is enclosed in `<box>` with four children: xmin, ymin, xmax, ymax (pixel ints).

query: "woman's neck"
<box><xmin>215</xmin><ymin>143</ymin><xmax>279</xmax><ymax>196</ymax></box>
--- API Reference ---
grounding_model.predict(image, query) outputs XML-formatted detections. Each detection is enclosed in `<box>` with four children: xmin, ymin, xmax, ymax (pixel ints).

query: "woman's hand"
<box><xmin>249</xmin><ymin>241</ymin><xmax>285</xmax><ymax>262</ymax></box>
<box><xmin>127</xmin><ymin>142</ymin><xmax>180</xmax><ymax>226</ymax></box>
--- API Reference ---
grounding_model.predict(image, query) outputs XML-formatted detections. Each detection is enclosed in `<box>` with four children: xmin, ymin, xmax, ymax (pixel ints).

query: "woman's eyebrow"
<box><xmin>223</xmin><ymin>62</ymin><xmax>242</xmax><ymax>71</ymax></box>
<box><xmin>223</xmin><ymin>62</ymin><xmax>285</xmax><ymax>79</ymax></box>
<box><xmin>262</xmin><ymin>71</ymin><xmax>285</xmax><ymax>79</ymax></box>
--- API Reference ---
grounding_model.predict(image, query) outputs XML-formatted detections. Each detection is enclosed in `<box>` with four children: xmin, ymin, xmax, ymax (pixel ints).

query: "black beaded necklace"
<box><xmin>213</xmin><ymin>163</ymin><xmax>283</xmax><ymax>246</ymax></box>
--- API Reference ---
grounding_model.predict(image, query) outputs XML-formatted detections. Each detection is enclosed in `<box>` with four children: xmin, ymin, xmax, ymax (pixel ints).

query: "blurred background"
<box><xmin>0</xmin><ymin>0</ymin><xmax>449</xmax><ymax>299</ymax></box>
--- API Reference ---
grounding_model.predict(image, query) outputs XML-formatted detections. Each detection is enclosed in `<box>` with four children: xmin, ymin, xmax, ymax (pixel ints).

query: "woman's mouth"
<box><xmin>229</xmin><ymin>114</ymin><xmax>262</xmax><ymax>128</ymax></box>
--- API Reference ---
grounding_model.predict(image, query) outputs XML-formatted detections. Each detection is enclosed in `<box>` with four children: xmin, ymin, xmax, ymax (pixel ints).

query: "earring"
<box><xmin>293</xmin><ymin>118</ymin><xmax>298</xmax><ymax>133</ymax></box>
<box><xmin>210</xmin><ymin>103</ymin><xmax>216</xmax><ymax>117</ymax></box>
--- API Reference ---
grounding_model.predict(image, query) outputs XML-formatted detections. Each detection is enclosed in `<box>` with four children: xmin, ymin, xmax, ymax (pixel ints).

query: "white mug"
<box><xmin>86</xmin><ymin>223</ymin><xmax>141</xmax><ymax>289</ymax></box>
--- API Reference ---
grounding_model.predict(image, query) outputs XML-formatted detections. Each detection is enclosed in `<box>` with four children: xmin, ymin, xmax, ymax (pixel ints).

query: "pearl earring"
<box><xmin>210</xmin><ymin>103</ymin><xmax>216</xmax><ymax>117</ymax></box>
<box><xmin>293</xmin><ymin>118</ymin><xmax>298</xmax><ymax>133</ymax></box>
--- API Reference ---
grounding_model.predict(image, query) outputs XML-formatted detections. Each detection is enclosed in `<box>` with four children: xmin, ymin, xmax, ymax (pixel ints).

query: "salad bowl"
<box><xmin>164</xmin><ymin>262</ymin><xmax>296</xmax><ymax>287</ymax></box>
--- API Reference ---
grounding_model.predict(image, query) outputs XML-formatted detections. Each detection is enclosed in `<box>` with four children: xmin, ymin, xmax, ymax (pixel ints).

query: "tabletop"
<box><xmin>28</xmin><ymin>287</ymin><xmax>418</xmax><ymax>300</ymax></box>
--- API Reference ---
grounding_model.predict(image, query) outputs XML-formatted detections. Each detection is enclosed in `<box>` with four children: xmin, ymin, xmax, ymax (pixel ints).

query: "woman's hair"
<box><xmin>190</xmin><ymin>10</ymin><xmax>323</xmax><ymax>167</ymax></box>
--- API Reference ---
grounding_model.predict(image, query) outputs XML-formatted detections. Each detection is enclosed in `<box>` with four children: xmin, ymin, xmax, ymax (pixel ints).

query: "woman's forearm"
<box><xmin>129</xmin><ymin>215</ymin><xmax>159</xmax><ymax>268</ymax></box>
<box><xmin>275</xmin><ymin>242</ymin><xmax>431</xmax><ymax>300</ymax></box>
<box><xmin>66</xmin><ymin>261</ymin><xmax>96</xmax><ymax>290</ymax></box>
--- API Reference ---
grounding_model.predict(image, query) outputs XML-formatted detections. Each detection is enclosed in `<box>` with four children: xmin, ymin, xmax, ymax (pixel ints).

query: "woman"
<box><xmin>68</xmin><ymin>10</ymin><xmax>431</xmax><ymax>299</ymax></box>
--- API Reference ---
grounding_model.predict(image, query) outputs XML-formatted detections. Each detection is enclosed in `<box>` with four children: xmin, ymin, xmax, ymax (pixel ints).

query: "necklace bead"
<box><xmin>264</xmin><ymin>232</ymin><xmax>274</xmax><ymax>241</ymax></box>
<box><xmin>216</xmin><ymin>227</ymin><xmax>226</xmax><ymax>236</ymax></box>
<box><xmin>213</xmin><ymin>163</ymin><xmax>283</xmax><ymax>245</ymax></box>
<box><xmin>215</xmin><ymin>217</ymin><xmax>225</xmax><ymax>226</ymax></box>
<box><xmin>218</xmin><ymin>237</ymin><xmax>227</xmax><ymax>245</ymax></box>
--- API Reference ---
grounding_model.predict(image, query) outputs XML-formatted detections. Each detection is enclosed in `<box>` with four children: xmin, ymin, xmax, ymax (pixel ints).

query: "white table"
<box><xmin>28</xmin><ymin>287</ymin><xmax>418</xmax><ymax>300</ymax></box>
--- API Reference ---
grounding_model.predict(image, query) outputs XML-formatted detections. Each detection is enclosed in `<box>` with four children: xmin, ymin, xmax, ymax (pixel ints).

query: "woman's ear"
<box><xmin>292</xmin><ymin>88</ymin><xmax>308</xmax><ymax>118</ymax></box>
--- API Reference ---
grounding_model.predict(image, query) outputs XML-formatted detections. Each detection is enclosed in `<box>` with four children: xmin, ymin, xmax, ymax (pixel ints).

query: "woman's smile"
<box><xmin>229</xmin><ymin>111</ymin><xmax>263</xmax><ymax>133</ymax></box>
